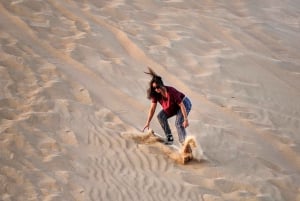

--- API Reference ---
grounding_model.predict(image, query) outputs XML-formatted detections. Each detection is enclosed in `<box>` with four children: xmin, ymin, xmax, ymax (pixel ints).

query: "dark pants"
<box><xmin>157</xmin><ymin>97</ymin><xmax>192</xmax><ymax>143</ymax></box>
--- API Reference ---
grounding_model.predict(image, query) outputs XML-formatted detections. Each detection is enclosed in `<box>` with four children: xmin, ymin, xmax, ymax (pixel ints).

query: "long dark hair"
<box><xmin>145</xmin><ymin>67</ymin><xmax>164</xmax><ymax>100</ymax></box>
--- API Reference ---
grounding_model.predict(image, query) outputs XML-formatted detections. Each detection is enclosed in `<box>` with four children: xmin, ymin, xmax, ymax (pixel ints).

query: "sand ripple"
<box><xmin>1</xmin><ymin>0</ymin><xmax>300</xmax><ymax>201</ymax></box>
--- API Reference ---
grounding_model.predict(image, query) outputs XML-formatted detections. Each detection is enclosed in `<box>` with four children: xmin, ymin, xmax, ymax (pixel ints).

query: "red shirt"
<box><xmin>151</xmin><ymin>86</ymin><xmax>185</xmax><ymax>117</ymax></box>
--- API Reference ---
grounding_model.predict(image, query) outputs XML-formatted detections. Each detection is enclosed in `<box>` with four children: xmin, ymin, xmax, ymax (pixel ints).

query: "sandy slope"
<box><xmin>0</xmin><ymin>0</ymin><xmax>300</xmax><ymax>201</ymax></box>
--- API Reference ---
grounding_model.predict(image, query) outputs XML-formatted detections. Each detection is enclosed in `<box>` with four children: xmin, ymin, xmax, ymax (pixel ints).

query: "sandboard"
<box><xmin>150</xmin><ymin>130</ymin><xmax>194</xmax><ymax>164</ymax></box>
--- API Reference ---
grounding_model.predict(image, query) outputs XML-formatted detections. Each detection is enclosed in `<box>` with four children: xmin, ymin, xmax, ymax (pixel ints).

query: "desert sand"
<box><xmin>0</xmin><ymin>0</ymin><xmax>300</xmax><ymax>201</ymax></box>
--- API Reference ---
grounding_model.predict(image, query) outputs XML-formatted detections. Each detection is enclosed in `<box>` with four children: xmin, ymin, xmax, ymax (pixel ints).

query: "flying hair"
<box><xmin>144</xmin><ymin>66</ymin><xmax>157</xmax><ymax>77</ymax></box>
<box><xmin>144</xmin><ymin>67</ymin><xmax>164</xmax><ymax>87</ymax></box>
<box><xmin>145</xmin><ymin>67</ymin><xmax>164</xmax><ymax>99</ymax></box>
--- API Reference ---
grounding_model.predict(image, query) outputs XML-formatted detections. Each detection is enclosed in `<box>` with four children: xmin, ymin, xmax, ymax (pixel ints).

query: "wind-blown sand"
<box><xmin>0</xmin><ymin>0</ymin><xmax>300</xmax><ymax>201</ymax></box>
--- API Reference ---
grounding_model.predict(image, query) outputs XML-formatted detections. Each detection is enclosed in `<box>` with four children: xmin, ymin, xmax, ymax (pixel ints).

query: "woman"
<box><xmin>143</xmin><ymin>68</ymin><xmax>192</xmax><ymax>145</ymax></box>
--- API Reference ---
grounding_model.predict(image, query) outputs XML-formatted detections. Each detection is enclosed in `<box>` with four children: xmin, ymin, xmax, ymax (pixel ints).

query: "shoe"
<box><xmin>164</xmin><ymin>135</ymin><xmax>174</xmax><ymax>145</ymax></box>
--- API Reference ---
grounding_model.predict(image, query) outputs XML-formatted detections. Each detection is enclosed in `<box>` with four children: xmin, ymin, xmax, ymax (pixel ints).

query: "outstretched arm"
<box><xmin>179</xmin><ymin>101</ymin><xmax>189</xmax><ymax>128</ymax></box>
<box><xmin>143</xmin><ymin>102</ymin><xmax>157</xmax><ymax>131</ymax></box>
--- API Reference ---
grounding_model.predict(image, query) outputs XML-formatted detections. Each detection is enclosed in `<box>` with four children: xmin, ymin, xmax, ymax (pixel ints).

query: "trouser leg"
<box><xmin>157</xmin><ymin>110</ymin><xmax>172</xmax><ymax>137</ymax></box>
<box><xmin>175</xmin><ymin>97</ymin><xmax>192</xmax><ymax>143</ymax></box>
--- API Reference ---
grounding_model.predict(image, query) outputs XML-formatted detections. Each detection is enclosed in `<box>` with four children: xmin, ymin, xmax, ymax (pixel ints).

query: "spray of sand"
<box><xmin>122</xmin><ymin>130</ymin><xmax>202</xmax><ymax>164</ymax></box>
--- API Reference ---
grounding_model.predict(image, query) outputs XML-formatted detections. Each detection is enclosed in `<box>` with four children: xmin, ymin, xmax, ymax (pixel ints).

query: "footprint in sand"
<box><xmin>38</xmin><ymin>137</ymin><xmax>61</xmax><ymax>162</ymax></box>
<box><xmin>72</xmin><ymin>87</ymin><xmax>92</xmax><ymax>105</ymax></box>
<box><xmin>58</xmin><ymin>129</ymin><xmax>78</xmax><ymax>146</ymax></box>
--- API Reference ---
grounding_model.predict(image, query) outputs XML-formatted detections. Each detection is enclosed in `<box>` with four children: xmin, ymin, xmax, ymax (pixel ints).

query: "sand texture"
<box><xmin>0</xmin><ymin>0</ymin><xmax>300</xmax><ymax>201</ymax></box>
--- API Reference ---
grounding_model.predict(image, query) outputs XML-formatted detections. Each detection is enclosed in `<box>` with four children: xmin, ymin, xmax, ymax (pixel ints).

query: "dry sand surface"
<box><xmin>1</xmin><ymin>0</ymin><xmax>300</xmax><ymax>201</ymax></box>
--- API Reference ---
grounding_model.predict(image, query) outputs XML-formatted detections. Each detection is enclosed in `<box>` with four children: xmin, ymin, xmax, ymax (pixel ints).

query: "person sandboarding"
<box><xmin>142</xmin><ymin>67</ymin><xmax>193</xmax><ymax>162</ymax></box>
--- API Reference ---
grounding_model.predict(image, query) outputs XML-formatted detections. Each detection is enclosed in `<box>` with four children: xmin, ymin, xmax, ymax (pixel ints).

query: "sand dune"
<box><xmin>0</xmin><ymin>0</ymin><xmax>299</xmax><ymax>201</ymax></box>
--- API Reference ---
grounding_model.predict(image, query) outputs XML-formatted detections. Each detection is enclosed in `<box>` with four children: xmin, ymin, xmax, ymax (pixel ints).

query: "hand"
<box><xmin>182</xmin><ymin>119</ymin><xmax>189</xmax><ymax>128</ymax></box>
<box><xmin>142</xmin><ymin>123</ymin><xmax>150</xmax><ymax>132</ymax></box>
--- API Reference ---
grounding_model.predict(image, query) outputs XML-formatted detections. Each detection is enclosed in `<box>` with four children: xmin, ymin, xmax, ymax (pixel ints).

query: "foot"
<box><xmin>164</xmin><ymin>135</ymin><xmax>174</xmax><ymax>145</ymax></box>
